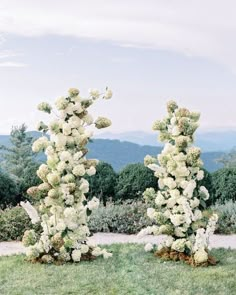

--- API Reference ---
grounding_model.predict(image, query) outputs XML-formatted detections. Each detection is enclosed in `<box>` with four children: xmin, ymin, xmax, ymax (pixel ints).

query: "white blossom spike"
<box><xmin>20</xmin><ymin>201</ymin><xmax>40</xmax><ymax>224</ymax></box>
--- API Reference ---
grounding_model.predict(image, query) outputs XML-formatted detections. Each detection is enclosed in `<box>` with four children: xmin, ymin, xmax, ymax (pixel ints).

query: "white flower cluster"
<box><xmin>23</xmin><ymin>87</ymin><xmax>113</xmax><ymax>264</ymax></box>
<box><xmin>140</xmin><ymin>100</ymin><xmax>218</xmax><ymax>264</ymax></box>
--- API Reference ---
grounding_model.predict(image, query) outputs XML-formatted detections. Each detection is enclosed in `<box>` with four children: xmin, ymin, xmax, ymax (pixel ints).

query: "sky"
<box><xmin>0</xmin><ymin>0</ymin><xmax>236</xmax><ymax>135</ymax></box>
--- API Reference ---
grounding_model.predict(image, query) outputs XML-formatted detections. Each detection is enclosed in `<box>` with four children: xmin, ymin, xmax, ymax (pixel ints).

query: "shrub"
<box><xmin>0</xmin><ymin>170</ymin><xmax>19</xmax><ymax>209</ymax></box>
<box><xmin>89</xmin><ymin>201</ymin><xmax>153</xmax><ymax>234</ymax></box>
<box><xmin>0</xmin><ymin>206</ymin><xmax>41</xmax><ymax>241</ymax></box>
<box><xmin>1</xmin><ymin>200</ymin><xmax>236</xmax><ymax>240</ymax></box>
<box><xmin>115</xmin><ymin>163</ymin><xmax>158</xmax><ymax>201</ymax></box>
<box><xmin>212</xmin><ymin>201</ymin><xmax>236</xmax><ymax>234</ymax></box>
<box><xmin>211</xmin><ymin>168</ymin><xmax>236</xmax><ymax>204</ymax></box>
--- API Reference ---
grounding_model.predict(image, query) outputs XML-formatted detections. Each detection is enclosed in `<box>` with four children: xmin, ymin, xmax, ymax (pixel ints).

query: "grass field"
<box><xmin>0</xmin><ymin>244</ymin><xmax>236</xmax><ymax>295</ymax></box>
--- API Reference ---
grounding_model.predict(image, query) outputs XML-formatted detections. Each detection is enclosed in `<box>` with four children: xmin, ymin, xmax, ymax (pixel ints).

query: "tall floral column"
<box><xmin>22</xmin><ymin>87</ymin><xmax>113</xmax><ymax>264</ymax></box>
<box><xmin>139</xmin><ymin>100</ymin><xmax>218</xmax><ymax>266</ymax></box>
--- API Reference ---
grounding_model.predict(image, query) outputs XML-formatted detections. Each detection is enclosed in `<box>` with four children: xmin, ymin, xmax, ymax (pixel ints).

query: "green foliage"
<box><xmin>212</xmin><ymin>200</ymin><xmax>236</xmax><ymax>234</ymax></box>
<box><xmin>0</xmin><ymin>170</ymin><xmax>18</xmax><ymax>208</ymax></box>
<box><xmin>211</xmin><ymin>167</ymin><xmax>236</xmax><ymax>204</ymax></box>
<box><xmin>115</xmin><ymin>163</ymin><xmax>158</xmax><ymax>201</ymax></box>
<box><xmin>18</xmin><ymin>162</ymin><xmax>41</xmax><ymax>201</ymax></box>
<box><xmin>199</xmin><ymin>168</ymin><xmax>213</xmax><ymax>205</ymax></box>
<box><xmin>89</xmin><ymin>201</ymin><xmax>152</xmax><ymax>234</ymax></box>
<box><xmin>86</xmin><ymin>162</ymin><xmax>117</xmax><ymax>205</ymax></box>
<box><xmin>0</xmin><ymin>124</ymin><xmax>41</xmax><ymax>201</ymax></box>
<box><xmin>0</xmin><ymin>206</ymin><xmax>41</xmax><ymax>241</ymax></box>
<box><xmin>0</xmin><ymin>246</ymin><xmax>236</xmax><ymax>295</ymax></box>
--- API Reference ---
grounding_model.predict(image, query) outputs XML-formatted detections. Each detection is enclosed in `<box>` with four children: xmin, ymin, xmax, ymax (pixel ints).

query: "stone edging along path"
<box><xmin>1</xmin><ymin>233</ymin><xmax>236</xmax><ymax>256</ymax></box>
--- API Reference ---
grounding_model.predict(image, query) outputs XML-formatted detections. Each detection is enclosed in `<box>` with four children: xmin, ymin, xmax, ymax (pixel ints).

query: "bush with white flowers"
<box><xmin>139</xmin><ymin>101</ymin><xmax>218</xmax><ymax>266</ymax></box>
<box><xmin>22</xmin><ymin>87</ymin><xmax>113</xmax><ymax>264</ymax></box>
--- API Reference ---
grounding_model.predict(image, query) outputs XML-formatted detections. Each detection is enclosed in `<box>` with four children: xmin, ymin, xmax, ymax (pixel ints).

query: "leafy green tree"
<box><xmin>0</xmin><ymin>170</ymin><xmax>18</xmax><ymax>208</ymax></box>
<box><xmin>0</xmin><ymin>124</ymin><xmax>40</xmax><ymax>200</ymax></box>
<box><xmin>115</xmin><ymin>163</ymin><xmax>158</xmax><ymax>201</ymax></box>
<box><xmin>211</xmin><ymin>168</ymin><xmax>236</xmax><ymax>204</ymax></box>
<box><xmin>86</xmin><ymin>162</ymin><xmax>117</xmax><ymax>206</ymax></box>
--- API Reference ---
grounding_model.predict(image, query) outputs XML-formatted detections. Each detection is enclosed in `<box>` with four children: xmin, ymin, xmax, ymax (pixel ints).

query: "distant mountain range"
<box><xmin>0</xmin><ymin>132</ymin><xmax>225</xmax><ymax>172</ymax></box>
<box><xmin>87</xmin><ymin>139</ymin><xmax>224</xmax><ymax>172</ymax></box>
<box><xmin>95</xmin><ymin>130</ymin><xmax>236</xmax><ymax>152</ymax></box>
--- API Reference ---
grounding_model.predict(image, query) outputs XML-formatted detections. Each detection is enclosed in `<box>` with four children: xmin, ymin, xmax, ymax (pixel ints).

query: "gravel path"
<box><xmin>1</xmin><ymin>233</ymin><xmax>236</xmax><ymax>256</ymax></box>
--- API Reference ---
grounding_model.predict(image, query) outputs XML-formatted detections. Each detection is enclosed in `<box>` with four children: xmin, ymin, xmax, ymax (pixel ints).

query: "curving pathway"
<box><xmin>1</xmin><ymin>233</ymin><xmax>236</xmax><ymax>256</ymax></box>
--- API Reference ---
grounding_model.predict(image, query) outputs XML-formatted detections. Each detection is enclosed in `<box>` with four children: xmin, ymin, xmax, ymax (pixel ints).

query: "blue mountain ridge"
<box><xmin>0</xmin><ymin>132</ymin><xmax>225</xmax><ymax>172</ymax></box>
<box><xmin>95</xmin><ymin>130</ymin><xmax>236</xmax><ymax>152</ymax></box>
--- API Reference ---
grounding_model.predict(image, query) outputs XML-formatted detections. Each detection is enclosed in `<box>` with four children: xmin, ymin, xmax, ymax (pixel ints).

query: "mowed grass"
<box><xmin>0</xmin><ymin>244</ymin><xmax>236</xmax><ymax>295</ymax></box>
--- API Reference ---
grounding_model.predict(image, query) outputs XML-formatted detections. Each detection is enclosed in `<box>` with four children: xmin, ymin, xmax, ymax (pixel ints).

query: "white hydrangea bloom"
<box><xmin>86</xmin><ymin>166</ymin><xmax>96</xmax><ymax>176</ymax></box>
<box><xmin>194</xmin><ymin>248</ymin><xmax>208</xmax><ymax>264</ymax></box>
<box><xmin>62</xmin><ymin>123</ymin><xmax>72</xmax><ymax>136</ymax></box>
<box><xmin>59</xmin><ymin>151</ymin><xmax>72</xmax><ymax>162</ymax></box>
<box><xmin>68</xmin><ymin>116</ymin><xmax>81</xmax><ymax>128</ymax></box>
<box><xmin>147</xmin><ymin>208</ymin><xmax>157</xmax><ymax>220</ymax></box>
<box><xmin>87</xmin><ymin>197</ymin><xmax>100</xmax><ymax>211</ymax></box>
<box><xmin>104</xmin><ymin>89</ymin><xmax>113</xmax><ymax>99</ymax></box>
<box><xmin>199</xmin><ymin>186</ymin><xmax>210</xmax><ymax>200</ymax></box>
<box><xmin>155</xmin><ymin>191</ymin><xmax>166</xmax><ymax>206</ymax></box>
<box><xmin>89</xmin><ymin>88</ymin><xmax>100</xmax><ymax>98</ymax></box>
<box><xmin>102</xmin><ymin>250</ymin><xmax>113</xmax><ymax>259</ymax></box>
<box><xmin>32</xmin><ymin>136</ymin><xmax>49</xmax><ymax>153</ymax></box>
<box><xmin>80</xmin><ymin>244</ymin><xmax>89</xmax><ymax>254</ymax></box>
<box><xmin>79</xmin><ymin>179</ymin><xmax>90</xmax><ymax>193</ymax></box>
<box><xmin>144</xmin><ymin>243</ymin><xmax>153</xmax><ymax>252</ymax></box>
<box><xmin>72</xmin><ymin>164</ymin><xmax>86</xmax><ymax>176</ymax></box>
<box><xmin>163</xmin><ymin>177</ymin><xmax>176</xmax><ymax>189</ymax></box>
<box><xmin>54</xmin><ymin>133</ymin><xmax>67</xmax><ymax>149</ymax></box>
<box><xmin>55</xmin><ymin>96</ymin><xmax>69</xmax><ymax>110</ymax></box>
<box><xmin>196</xmin><ymin>170</ymin><xmax>204</xmax><ymax>181</ymax></box>
<box><xmin>47</xmin><ymin>172</ymin><xmax>60</xmax><ymax>186</ymax></box>
<box><xmin>72</xmin><ymin>250</ymin><xmax>81</xmax><ymax>262</ymax></box>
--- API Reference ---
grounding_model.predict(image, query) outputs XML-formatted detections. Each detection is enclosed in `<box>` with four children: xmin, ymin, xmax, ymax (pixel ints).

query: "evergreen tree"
<box><xmin>0</xmin><ymin>124</ymin><xmax>40</xmax><ymax>200</ymax></box>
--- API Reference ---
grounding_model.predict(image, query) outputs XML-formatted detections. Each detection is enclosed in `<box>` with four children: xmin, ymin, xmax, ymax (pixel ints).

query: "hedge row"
<box><xmin>1</xmin><ymin>200</ymin><xmax>236</xmax><ymax>241</ymax></box>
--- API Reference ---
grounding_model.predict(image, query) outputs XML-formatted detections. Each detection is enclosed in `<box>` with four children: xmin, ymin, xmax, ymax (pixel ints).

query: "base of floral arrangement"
<box><xmin>154</xmin><ymin>248</ymin><xmax>218</xmax><ymax>267</ymax></box>
<box><xmin>27</xmin><ymin>249</ymin><xmax>97</xmax><ymax>265</ymax></box>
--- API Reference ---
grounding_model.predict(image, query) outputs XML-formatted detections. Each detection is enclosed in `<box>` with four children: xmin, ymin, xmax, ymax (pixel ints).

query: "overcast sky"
<box><xmin>0</xmin><ymin>0</ymin><xmax>236</xmax><ymax>134</ymax></box>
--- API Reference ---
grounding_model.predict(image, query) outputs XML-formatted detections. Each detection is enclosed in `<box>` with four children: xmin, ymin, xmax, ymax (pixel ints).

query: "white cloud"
<box><xmin>0</xmin><ymin>0</ymin><xmax>236</xmax><ymax>70</ymax></box>
<box><xmin>0</xmin><ymin>61</ymin><xmax>27</xmax><ymax>67</ymax></box>
<box><xmin>0</xmin><ymin>49</ymin><xmax>21</xmax><ymax>59</ymax></box>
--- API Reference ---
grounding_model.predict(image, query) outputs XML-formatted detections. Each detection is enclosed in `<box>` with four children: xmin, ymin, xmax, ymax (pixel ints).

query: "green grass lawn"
<box><xmin>0</xmin><ymin>244</ymin><xmax>236</xmax><ymax>295</ymax></box>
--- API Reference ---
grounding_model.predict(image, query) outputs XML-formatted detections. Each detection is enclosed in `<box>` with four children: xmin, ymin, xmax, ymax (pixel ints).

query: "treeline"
<box><xmin>1</xmin><ymin>158</ymin><xmax>236</xmax><ymax>208</ymax></box>
<box><xmin>0</xmin><ymin>125</ymin><xmax>236</xmax><ymax>208</ymax></box>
